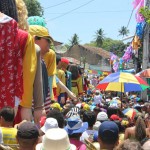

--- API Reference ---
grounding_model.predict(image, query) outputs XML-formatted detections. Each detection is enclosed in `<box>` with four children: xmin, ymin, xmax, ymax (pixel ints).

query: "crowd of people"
<box><xmin>0</xmin><ymin>0</ymin><xmax>150</xmax><ymax>150</ymax></box>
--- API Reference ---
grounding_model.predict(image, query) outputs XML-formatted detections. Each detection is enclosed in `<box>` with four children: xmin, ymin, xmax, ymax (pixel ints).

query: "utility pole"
<box><xmin>142</xmin><ymin>0</ymin><xmax>150</xmax><ymax>100</ymax></box>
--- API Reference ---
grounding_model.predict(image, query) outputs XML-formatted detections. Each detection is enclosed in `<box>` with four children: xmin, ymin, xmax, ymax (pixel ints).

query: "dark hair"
<box><xmin>0</xmin><ymin>0</ymin><xmax>18</xmax><ymax>22</ymax></box>
<box><xmin>107</xmin><ymin>107</ymin><xmax>118</xmax><ymax>118</ymax></box>
<box><xmin>83</xmin><ymin>111</ymin><xmax>96</xmax><ymax>128</ymax></box>
<box><xmin>0</xmin><ymin>106</ymin><xmax>15</xmax><ymax>122</ymax></box>
<box><xmin>56</xmin><ymin>55</ymin><xmax>61</xmax><ymax>65</ymax></box>
<box><xmin>34</xmin><ymin>36</ymin><xmax>42</xmax><ymax>41</ymax></box>
<box><xmin>47</xmin><ymin>110</ymin><xmax>64</xmax><ymax>128</ymax></box>
<box><xmin>68</xmin><ymin>64</ymin><xmax>79</xmax><ymax>80</ymax></box>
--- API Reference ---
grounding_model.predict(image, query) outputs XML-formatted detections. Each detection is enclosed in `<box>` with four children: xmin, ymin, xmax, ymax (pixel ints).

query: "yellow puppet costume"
<box><xmin>20</xmin><ymin>34</ymin><xmax>37</xmax><ymax>108</ymax></box>
<box><xmin>44</xmin><ymin>50</ymin><xmax>57</xmax><ymax>100</ymax></box>
<box><xmin>15</xmin><ymin>0</ymin><xmax>37</xmax><ymax>108</ymax></box>
<box><xmin>56</xmin><ymin>69</ymin><xmax>66</xmax><ymax>97</ymax></box>
<box><xmin>71</xmin><ymin>76</ymin><xmax>84</xmax><ymax>96</ymax></box>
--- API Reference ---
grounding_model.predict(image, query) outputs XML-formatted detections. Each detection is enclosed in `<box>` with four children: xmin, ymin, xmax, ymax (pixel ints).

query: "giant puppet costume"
<box><xmin>0</xmin><ymin>0</ymin><xmax>37</xmax><ymax>121</ymax></box>
<box><xmin>68</xmin><ymin>64</ymin><xmax>83</xmax><ymax>96</ymax></box>
<box><xmin>27</xmin><ymin>16</ymin><xmax>57</xmax><ymax>101</ymax></box>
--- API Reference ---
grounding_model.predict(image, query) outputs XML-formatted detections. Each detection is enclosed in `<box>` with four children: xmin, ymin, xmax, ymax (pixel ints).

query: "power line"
<box><xmin>126</xmin><ymin>8</ymin><xmax>134</xmax><ymax>29</ymax></box>
<box><xmin>45</xmin><ymin>10</ymin><xmax>132</xmax><ymax>15</ymax></box>
<box><xmin>44</xmin><ymin>0</ymin><xmax>72</xmax><ymax>9</ymax></box>
<box><xmin>47</xmin><ymin>0</ymin><xmax>95</xmax><ymax>22</ymax></box>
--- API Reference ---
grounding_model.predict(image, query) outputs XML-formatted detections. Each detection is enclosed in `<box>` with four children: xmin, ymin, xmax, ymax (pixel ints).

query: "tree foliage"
<box><xmin>69</xmin><ymin>33</ymin><xmax>80</xmax><ymax>46</ymax></box>
<box><xmin>94</xmin><ymin>28</ymin><xmax>105</xmax><ymax>47</ymax></box>
<box><xmin>24</xmin><ymin>0</ymin><xmax>44</xmax><ymax>17</ymax></box>
<box><xmin>102</xmin><ymin>38</ymin><xmax>127</xmax><ymax>57</ymax></box>
<box><xmin>118</xmin><ymin>26</ymin><xmax>130</xmax><ymax>38</ymax></box>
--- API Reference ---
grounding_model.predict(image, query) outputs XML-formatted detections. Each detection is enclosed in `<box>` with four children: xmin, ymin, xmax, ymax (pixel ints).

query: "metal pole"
<box><xmin>141</xmin><ymin>0</ymin><xmax>150</xmax><ymax>101</ymax></box>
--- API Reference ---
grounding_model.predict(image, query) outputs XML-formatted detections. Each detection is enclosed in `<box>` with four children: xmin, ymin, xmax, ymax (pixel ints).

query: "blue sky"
<box><xmin>39</xmin><ymin>0</ymin><xmax>137</xmax><ymax>44</ymax></box>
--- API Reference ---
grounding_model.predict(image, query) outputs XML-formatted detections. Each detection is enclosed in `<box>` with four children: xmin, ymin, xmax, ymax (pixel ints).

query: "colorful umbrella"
<box><xmin>136</xmin><ymin>68</ymin><xmax>150</xmax><ymax>78</ymax></box>
<box><xmin>96</xmin><ymin>72</ymin><xmax>149</xmax><ymax>92</ymax></box>
<box><xmin>122</xmin><ymin>108</ymin><xmax>138</xmax><ymax>120</ymax></box>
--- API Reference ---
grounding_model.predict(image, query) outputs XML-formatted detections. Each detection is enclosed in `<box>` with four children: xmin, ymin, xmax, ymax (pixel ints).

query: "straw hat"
<box><xmin>36</xmin><ymin>128</ymin><xmax>76</xmax><ymax>150</ymax></box>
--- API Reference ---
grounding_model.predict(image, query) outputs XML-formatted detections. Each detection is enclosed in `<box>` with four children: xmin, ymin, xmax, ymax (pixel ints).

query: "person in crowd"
<box><xmin>68</xmin><ymin>64</ymin><xmax>84</xmax><ymax>97</ymax></box>
<box><xmin>61</xmin><ymin>58</ymin><xmax>72</xmax><ymax>91</ymax></box>
<box><xmin>56</xmin><ymin>55</ymin><xmax>66</xmax><ymax>106</ymax></box>
<box><xmin>64</xmin><ymin>115</ymin><xmax>88</xmax><ymax>150</ymax></box>
<box><xmin>39</xmin><ymin>118</ymin><xmax>58</xmax><ymax>136</ymax></box>
<box><xmin>96</xmin><ymin>112</ymin><xmax>108</xmax><ymax>123</ymax></box>
<box><xmin>47</xmin><ymin>109</ymin><xmax>65</xmax><ymax>128</ymax></box>
<box><xmin>29</xmin><ymin>25</ymin><xmax>52</xmax><ymax>115</ymax></box>
<box><xmin>16</xmin><ymin>121</ymin><xmax>39</xmax><ymax>150</ymax></box>
<box><xmin>98</xmin><ymin>121</ymin><xmax>119</xmax><ymax>150</ymax></box>
<box><xmin>36</xmin><ymin>128</ymin><xmax>76</xmax><ymax>150</ymax></box>
<box><xmin>0</xmin><ymin>107</ymin><xmax>18</xmax><ymax>149</ymax></box>
<box><xmin>93</xmin><ymin>90</ymin><xmax>103</xmax><ymax>107</ymax></box>
<box><xmin>80</xmin><ymin>111</ymin><xmax>97</xmax><ymax>143</ymax></box>
<box><xmin>124</xmin><ymin>115</ymin><xmax>147</xmax><ymax>141</ymax></box>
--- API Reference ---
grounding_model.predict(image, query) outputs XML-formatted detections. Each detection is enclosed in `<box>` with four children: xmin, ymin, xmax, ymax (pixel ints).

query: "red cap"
<box><xmin>110</xmin><ymin>114</ymin><xmax>122</xmax><ymax>121</ymax></box>
<box><xmin>61</xmin><ymin>58</ymin><xmax>69</xmax><ymax>64</ymax></box>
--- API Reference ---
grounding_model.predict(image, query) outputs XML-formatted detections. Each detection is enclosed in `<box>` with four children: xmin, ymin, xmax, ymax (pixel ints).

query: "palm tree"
<box><xmin>118</xmin><ymin>26</ymin><xmax>129</xmax><ymax>38</ymax></box>
<box><xmin>95</xmin><ymin>28</ymin><xmax>105</xmax><ymax>47</ymax></box>
<box><xmin>69</xmin><ymin>33</ymin><xmax>80</xmax><ymax>46</ymax></box>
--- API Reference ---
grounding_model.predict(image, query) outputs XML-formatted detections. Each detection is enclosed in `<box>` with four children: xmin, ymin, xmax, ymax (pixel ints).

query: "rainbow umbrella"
<box><xmin>96</xmin><ymin>72</ymin><xmax>149</xmax><ymax>92</ymax></box>
<box><xmin>122</xmin><ymin>108</ymin><xmax>138</xmax><ymax>120</ymax></box>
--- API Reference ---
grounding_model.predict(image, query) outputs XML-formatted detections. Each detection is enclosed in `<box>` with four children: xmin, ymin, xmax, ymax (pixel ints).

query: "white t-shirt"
<box><xmin>94</xmin><ymin>95</ymin><xmax>102</xmax><ymax>105</ymax></box>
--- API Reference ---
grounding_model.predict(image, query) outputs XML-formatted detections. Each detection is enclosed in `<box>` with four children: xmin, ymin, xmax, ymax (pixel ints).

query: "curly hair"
<box><xmin>15</xmin><ymin>0</ymin><xmax>29</xmax><ymax>31</ymax></box>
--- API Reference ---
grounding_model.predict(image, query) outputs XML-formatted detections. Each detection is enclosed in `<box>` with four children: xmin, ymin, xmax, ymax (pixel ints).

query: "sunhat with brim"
<box><xmin>41</xmin><ymin>118</ymin><xmax>58</xmax><ymax>133</ymax></box>
<box><xmin>36</xmin><ymin>128</ymin><xmax>76</xmax><ymax>150</ymax></box>
<box><xmin>64</xmin><ymin>115</ymin><xmax>88</xmax><ymax>135</ymax></box>
<box><xmin>29</xmin><ymin>25</ymin><xmax>54</xmax><ymax>43</ymax></box>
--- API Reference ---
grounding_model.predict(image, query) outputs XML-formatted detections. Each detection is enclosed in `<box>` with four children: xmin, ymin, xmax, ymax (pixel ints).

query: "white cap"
<box><xmin>41</xmin><ymin>118</ymin><xmax>58</xmax><ymax>133</ymax></box>
<box><xmin>97</xmin><ymin>112</ymin><xmax>108</xmax><ymax>121</ymax></box>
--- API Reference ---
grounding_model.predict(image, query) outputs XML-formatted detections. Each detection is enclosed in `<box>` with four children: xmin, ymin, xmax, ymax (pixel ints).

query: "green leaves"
<box><xmin>139</xmin><ymin>6</ymin><xmax>150</xmax><ymax>24</ymax></box>
<box><xmin>24</xmin><ymin>0</ymin><xmax>44</xmax><ymax>17</ymax></box>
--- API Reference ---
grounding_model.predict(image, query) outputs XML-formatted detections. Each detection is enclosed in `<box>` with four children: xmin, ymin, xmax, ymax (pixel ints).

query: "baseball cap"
<box><xmin>17</xmin><ymin>121</ymin><xmax>39</xmax><ymax>139</ymax></box>
<box><xmin>29</xmin><ymin>25</ymin><xmax>54</xmax><ymax>42</ymax></box>
<box><xmin>110</xmin><ymin>114</ymin><xmax>122</xmax><ymax>121</ymax></box>
<box><xmin>97</xmin><ymin>112</ymin><xmax>108</xmax><ymax>121</ymax></box>
<box><xmin>41</xmin><ymin>118</ymin><xmax>58</xmax><ymax>133</ymax></box>
<box><xmin>98</xmin><ymin>121</ymin><xmax>119</xmax><ymax>140</ymax></box>
<box><xmin>61</xmin><ymin>58</ymin><xmax>69</xmax><ymax>64</ymax></box>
